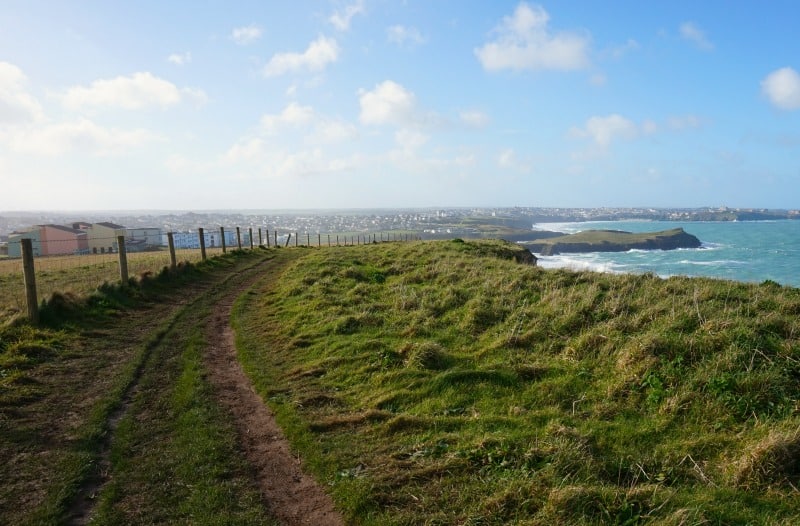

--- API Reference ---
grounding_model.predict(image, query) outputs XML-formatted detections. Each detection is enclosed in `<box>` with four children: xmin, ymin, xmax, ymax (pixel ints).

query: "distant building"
<box><xmin>7</xmin><ymin>228</ymin><xmax>41</xmax><ymax>258</ymax></box>
<box><xmin>74</xmin><ymin>222</ymin><xmax>126</xmax><ymax>254</ymax></box>
<box><xmin>39</xmin><ymin>224</ymin><xmax>89</xmax><ymax>256</ymax></box>
<box><xmin>126</xmin><ymin>227</ymin><xmax>162</xmax><ymax>252</ymax></box>
<box><xmin>165</xmin><ymin>230</ymin><xmax>236</xmax><ymax>249</ymax></box>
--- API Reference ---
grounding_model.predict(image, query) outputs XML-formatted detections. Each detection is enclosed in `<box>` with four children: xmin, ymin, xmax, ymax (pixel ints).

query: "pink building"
<box><xmin>39</xmin><ymin>224</ymin><xmax>89</xmax><ymax>256</ymax></box>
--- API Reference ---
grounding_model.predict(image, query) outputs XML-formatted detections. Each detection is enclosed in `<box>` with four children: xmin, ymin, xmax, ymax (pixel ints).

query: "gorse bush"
<box><xmin>234</xmin><ymin>239</ymin><xmax>800</xmax><ymax>524</ymax></box>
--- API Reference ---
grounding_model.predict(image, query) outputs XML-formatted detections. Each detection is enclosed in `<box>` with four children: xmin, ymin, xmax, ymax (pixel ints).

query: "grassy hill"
<box><xmin>235</xmin><ymin>239</ymin><xmax>799</xmax><ymax>524</ymax></box>
<box><xmin>2</xmin><ymin>240</ymin><xmax>799</xmax><ymax>524</ymax></box>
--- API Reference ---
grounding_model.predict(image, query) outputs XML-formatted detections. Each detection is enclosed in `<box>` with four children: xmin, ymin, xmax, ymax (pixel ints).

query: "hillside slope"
<box><xmin>234</xmin><ymin>239</ymin><xmax>800</xmax><ymax>525</ymax></box>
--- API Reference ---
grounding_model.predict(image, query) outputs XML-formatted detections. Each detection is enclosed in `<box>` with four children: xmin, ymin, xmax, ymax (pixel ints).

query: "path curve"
<box><xmin>204</xmin><ymin>258</ymin><xmax>344</xmax><ymax>526</ymax></box>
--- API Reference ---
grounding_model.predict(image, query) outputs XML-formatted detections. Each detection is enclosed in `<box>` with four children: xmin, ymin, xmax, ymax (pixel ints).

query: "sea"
<box><xmin>525</xmin><ymin>220</ymin><xmax>800</xmax><ymax>288</ymax></box>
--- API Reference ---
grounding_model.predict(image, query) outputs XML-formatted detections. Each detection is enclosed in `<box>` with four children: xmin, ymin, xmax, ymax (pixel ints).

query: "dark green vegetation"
<box><xmin>3</xmin><ymin>239</ymin><xmax>800</xmax><ymax>524</ymax></box>
<box><xmin>525</xmin><ymin>227</ymin><xmax>702</xmax><ymax>255</ymax></box>
<box><xmin>1</xmin><ymin>250</ymin><xmax>280</xmax><ymax>525</ymax></box>
<box><xmin>235</xmin><ymin>239</ymin><xmax>800</xmax><ymax>524</ymax></box>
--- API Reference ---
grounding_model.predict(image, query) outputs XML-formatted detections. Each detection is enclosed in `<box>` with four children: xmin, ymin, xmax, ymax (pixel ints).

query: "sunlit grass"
<box><xmin>235</xmin><ymin>239</ymin><xmax>800</xmax><ymax>524</ymax></box>
<box><xmin>0</xmin><ymin>247</ymin><xmax>227</xmax><ymax>318</ymax></box>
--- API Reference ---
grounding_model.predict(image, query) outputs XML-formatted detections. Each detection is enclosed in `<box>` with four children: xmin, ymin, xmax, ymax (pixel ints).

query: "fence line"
<box><xmin>1</xmin><ymin>227</ymin><xmax>421</xmax><ymax>322</ymax></box>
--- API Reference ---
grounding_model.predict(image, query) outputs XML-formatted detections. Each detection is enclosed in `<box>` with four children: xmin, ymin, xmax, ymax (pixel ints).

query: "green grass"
<box><xmin>0</xmin><ymin>246</ymin><xmax>226</xmax><ymax>319</ymax></box>
<box><xmin>4</xmin><ymin>238</ymin><xmax>800</xmax><ymax>524</ymax></box>
<box><xmin>0</xmin><ymin>249</ymin><xmax>280</xmax><ymax>525</ymax></box>
<box><xmin>233</xmin><ymin>239</ymin><xmax>800</xmax><ymax>524</ymax></box>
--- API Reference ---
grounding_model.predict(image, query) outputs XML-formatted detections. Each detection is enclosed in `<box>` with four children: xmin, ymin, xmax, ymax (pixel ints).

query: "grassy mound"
<box><xmin>235</xmin><ymin>239</ymin><xmax>800</xmax><ymax>524</ymax></box>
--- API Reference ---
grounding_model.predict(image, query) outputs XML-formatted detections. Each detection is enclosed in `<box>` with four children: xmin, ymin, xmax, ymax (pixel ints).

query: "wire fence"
<box><xmin>0</xmin><ymin>227</ymin><xmax>418</xmax><ymax>320</ymax></box>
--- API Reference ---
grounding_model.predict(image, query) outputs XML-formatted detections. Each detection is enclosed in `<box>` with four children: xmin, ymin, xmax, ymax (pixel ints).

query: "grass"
<box><xmin>0</xmin><ymin>246</ymin><xmax>226</xmax><ymax>319</ymax></box>
<box><xmin>233</xmin><ymin>238</ymin><xmax>800</xmax><ymax>524</ymax></box>
<box><xmin>3</xmin><ymin>237</ymin><xmax>800</xmax><ymax>524</ymax></box>
<box><xmin>0</xmin><ymin>248</ymin><xmax>280</xmax><ymax>525</ymax></box>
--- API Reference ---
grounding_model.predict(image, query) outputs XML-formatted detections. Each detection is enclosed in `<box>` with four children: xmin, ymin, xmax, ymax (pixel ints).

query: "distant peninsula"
<box><xmin>524</xmin><ymin>228</ymin><xmax>702</xmax><ymax>256</ymax></box>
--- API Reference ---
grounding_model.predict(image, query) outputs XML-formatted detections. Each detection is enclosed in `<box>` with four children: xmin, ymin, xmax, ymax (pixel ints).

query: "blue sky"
<box><xmin>1</xmin><ymin>1</ymin><xmax>798</xmax><ymax>211</ymax></box>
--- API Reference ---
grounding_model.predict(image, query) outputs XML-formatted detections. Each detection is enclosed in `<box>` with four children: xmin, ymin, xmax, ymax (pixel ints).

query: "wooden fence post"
<box><xmin>328</xmin><ymin>234</ymin><xmax>331</xmax><ymax>247</ymax></box>
<box><xmin>295</xmin><ymin>233</ymin><xmax>298</xmax><ymax>247</ymax></box>
<box><xmin>266</xmin><ymin>229</ymin><xmax>270</xmax><ymax>248</ymax></box>
<box><xmin>274</xmin><ymin>230</ymin><xmax>278</xmax><ymax>247</ymax></box>
<box><xmin>198</xmin><ymin>228</ymin><xmax>207</xmax><ymax>261</ymax></box>
<box><xmin>117</xmin><ymin>235</ymin><xmax>129</xmax><ymax>283</ymax></box>
<box><xmin>167</xmin><ymin>232</ymin><xmax>177</xmax><ymax>270</ymax></box>
<box><xmin>236</xmin><ymin>227</ymin><xmax>242</xmax><ymax>250</ymax></box>
<box><xmin>285</xmin><ymin>233</ymin><xmax>291</xmax><ymax>247</ymax></box>
<box><xmin>307</xmin><ymin>233</ymin><xmax>310</xmax><ymax>246</ymax></box>
<box><xmin>249</xmin><ymin>228</ymin><xmax>254</xmax><ymax>249</ymax></box>
<box><xmin>221</xmin><ymin>227</ymin><xmax>227</xmax><ymax>253</ymax></box>
<box><xmin>21</xmin><ymin>238</ymin><xmax>39</xmax><ymax>323</ymax></box>
<box><xmin>258</xmin><ymin>228</ymin><xmax>263</xmax><ymax>247</ymax></box>
<box><xmin>318</xmin><ymin>234</ymin><xmax>321</xmax><ymax>247</ymax></box>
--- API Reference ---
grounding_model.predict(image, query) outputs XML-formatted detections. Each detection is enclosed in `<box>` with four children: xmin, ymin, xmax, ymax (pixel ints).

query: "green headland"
<box><xmin>525</xmin><ymin>227</ymin><xmax>702</xmax><ymax>255</ymax></box>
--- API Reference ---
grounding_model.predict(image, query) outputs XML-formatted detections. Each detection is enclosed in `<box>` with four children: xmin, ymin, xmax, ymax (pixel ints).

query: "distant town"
<box><xmin>1</xmin><ymin>206</ymin><xmax>798</xmax><ymax>258</ymax></box>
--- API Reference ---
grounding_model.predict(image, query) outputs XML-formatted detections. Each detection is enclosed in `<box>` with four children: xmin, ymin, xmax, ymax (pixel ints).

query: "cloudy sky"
<box><xmin>1</xmin><ymin>1</ymin><xmax>799</xmax><ymax>211</ymax></box>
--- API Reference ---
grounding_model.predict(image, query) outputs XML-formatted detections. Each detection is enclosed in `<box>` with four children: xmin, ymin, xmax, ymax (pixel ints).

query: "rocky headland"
<box><xmin>524</xmin><ymin>227</ymin><xmax>702</xmax><ymax>256</ymax></box>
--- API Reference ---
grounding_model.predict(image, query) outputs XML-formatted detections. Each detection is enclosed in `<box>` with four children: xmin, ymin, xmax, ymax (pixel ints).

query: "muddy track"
<box><xmin>66</xmin><ymin>253</ymin><xmax>341</xmax><ymax>525</ymax></box>
<box><xmin>204</xmin><ymin>254</ymin><xmax>344</xmax><ymax>526</ymax></box>
<box><xmin>65</xmin><ymin>287</ymin><xmax>213</xmax><ymax>525</ymax></box>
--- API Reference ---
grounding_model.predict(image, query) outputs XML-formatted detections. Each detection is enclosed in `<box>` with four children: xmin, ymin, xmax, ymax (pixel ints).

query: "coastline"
<box><xmin>526</xmin><ymin>219</ymin><xmax>800</xmax><ymax>288</ymax></box>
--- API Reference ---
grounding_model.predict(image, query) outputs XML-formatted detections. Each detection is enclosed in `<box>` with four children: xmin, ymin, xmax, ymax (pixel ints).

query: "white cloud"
<box><xmin>459</xmin><ymin>110</ymin><xmax>489</xmax><ymax>128</ymax></box>
<box><xmin>498</xmin><ymin>148</ymin><xmax>516</xmax><ymax>168</ymax></box>
<box><xmin>62</xmin><ymin>72</ymin><xmax>205</xmax><ymax>110</ymax></box>
<box><xmin>394</xmin><ymin>128</ymin><xmax>428</xmax><ymax>151</ymax></box>
<box><xmin>311</xmin><ymin>120</ymin><xmax>358</xmax><ymax>143</ymax></box>
<box><xmin>231</xmin><ymin>25</ymin><xmax>263</xmax><ymax>45</ymax></box>
<box><xmin>497</xmin><ymin>148</ymin><xmax>532</xmax><ymax>172</ymax></box>
<box><xmin>386</xmin><ymin>25</ymin><xmax>425</xmax><ymax>47</ymax></box>
<box><xmin>263</xmin><ymin>35</ymin><xmax>339</xmax><ymax>77</ymax></box>
<box><xmin>761</xmin><ymin>67</ymin><xmax>800</xmax><ymax>110</ymax></box>
<box><xmin>223</xmin><ymin>137</ymin><xmax>267</xmax><ymax>164</ymax></box>
<box><xmin>679</xmin><ymin>22</ymin><xmax>713</xmax><ymax>51</ymax></box>
<box><xmin>358</xmin><ymin>80</ymin><xmax>416</xmax><ymax>125</ymax></box>
<box><xmin>0</xmin><ymin>62</ymin><xmax>43</xmax><ymax>124</ymax></box>
<box><xmin>167</xmin><ymin>52</ymin><xmax>192</xmax><ymax>65</ymax></box>
<box><xmin>608</xmin><ymin>38</ymin><xmax>639</xmax><ymax>59</ymax></box>
<box><xmin>475</xmin><ymin>2</ymin><xmax>590</xmax><ymax>72</ymax></box>
<box><xmin>260</xmin><ymin>102</ymin><xmax>315</xmax><ymax>133</ymax></box>
<box><xmin>9</xmin><ymin>118</ymin><xmax>158</xmax><ymax>156</ymax></box>
<box><xmin>258</xmin><ymin>102</ymin><xmax>357</xmax><ymax>144</ymax></box>
<box><xmin>570</xmin><ymin>114</ymin><xmax>638</xmax><ymax>148</ymax></box>
<box><xmin>181</xmin><ymin>87</ymin><xmax>209</xmax><ymax>106</ymax></box>
<box><xmin>641</xmin><ymin>119</ymin><xmax>659</xmax><ymax>135</ymax></box>
<box><xmin>329</xmin><ymin>1</ymin><xmax>365</xmax><ymax>31</ymax></box>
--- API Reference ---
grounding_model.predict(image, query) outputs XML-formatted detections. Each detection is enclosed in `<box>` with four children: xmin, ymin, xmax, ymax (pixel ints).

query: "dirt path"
<box><xmin>204</xmin><ymin>257</ymin><xmax>344</xmax><ymax>526</ymax></box>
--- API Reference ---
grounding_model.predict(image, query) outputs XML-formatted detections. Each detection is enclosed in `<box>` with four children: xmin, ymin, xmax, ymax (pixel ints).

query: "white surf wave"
<box><xmin>677</xmin><ymin>259</ymin><xmax>746</xmax><ymax>266</ymax></box>
<box><xmin>537</xmin><ymin>255</ymin><xmax>620</xmax><ymax>274</ymax></box>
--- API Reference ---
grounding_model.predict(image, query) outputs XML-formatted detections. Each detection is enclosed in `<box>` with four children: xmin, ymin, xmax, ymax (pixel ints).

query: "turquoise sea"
<box><xmin>526</xmin><ymin>220</ymin><xmax>800</xmax><ymax>288</ymax></box>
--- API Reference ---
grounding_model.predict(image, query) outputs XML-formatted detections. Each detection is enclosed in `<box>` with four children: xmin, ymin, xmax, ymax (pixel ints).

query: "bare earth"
<box><xmin>204</xmin><ymin>278</ymin><xmax>344</xmax><ymax>525</ymax></box>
